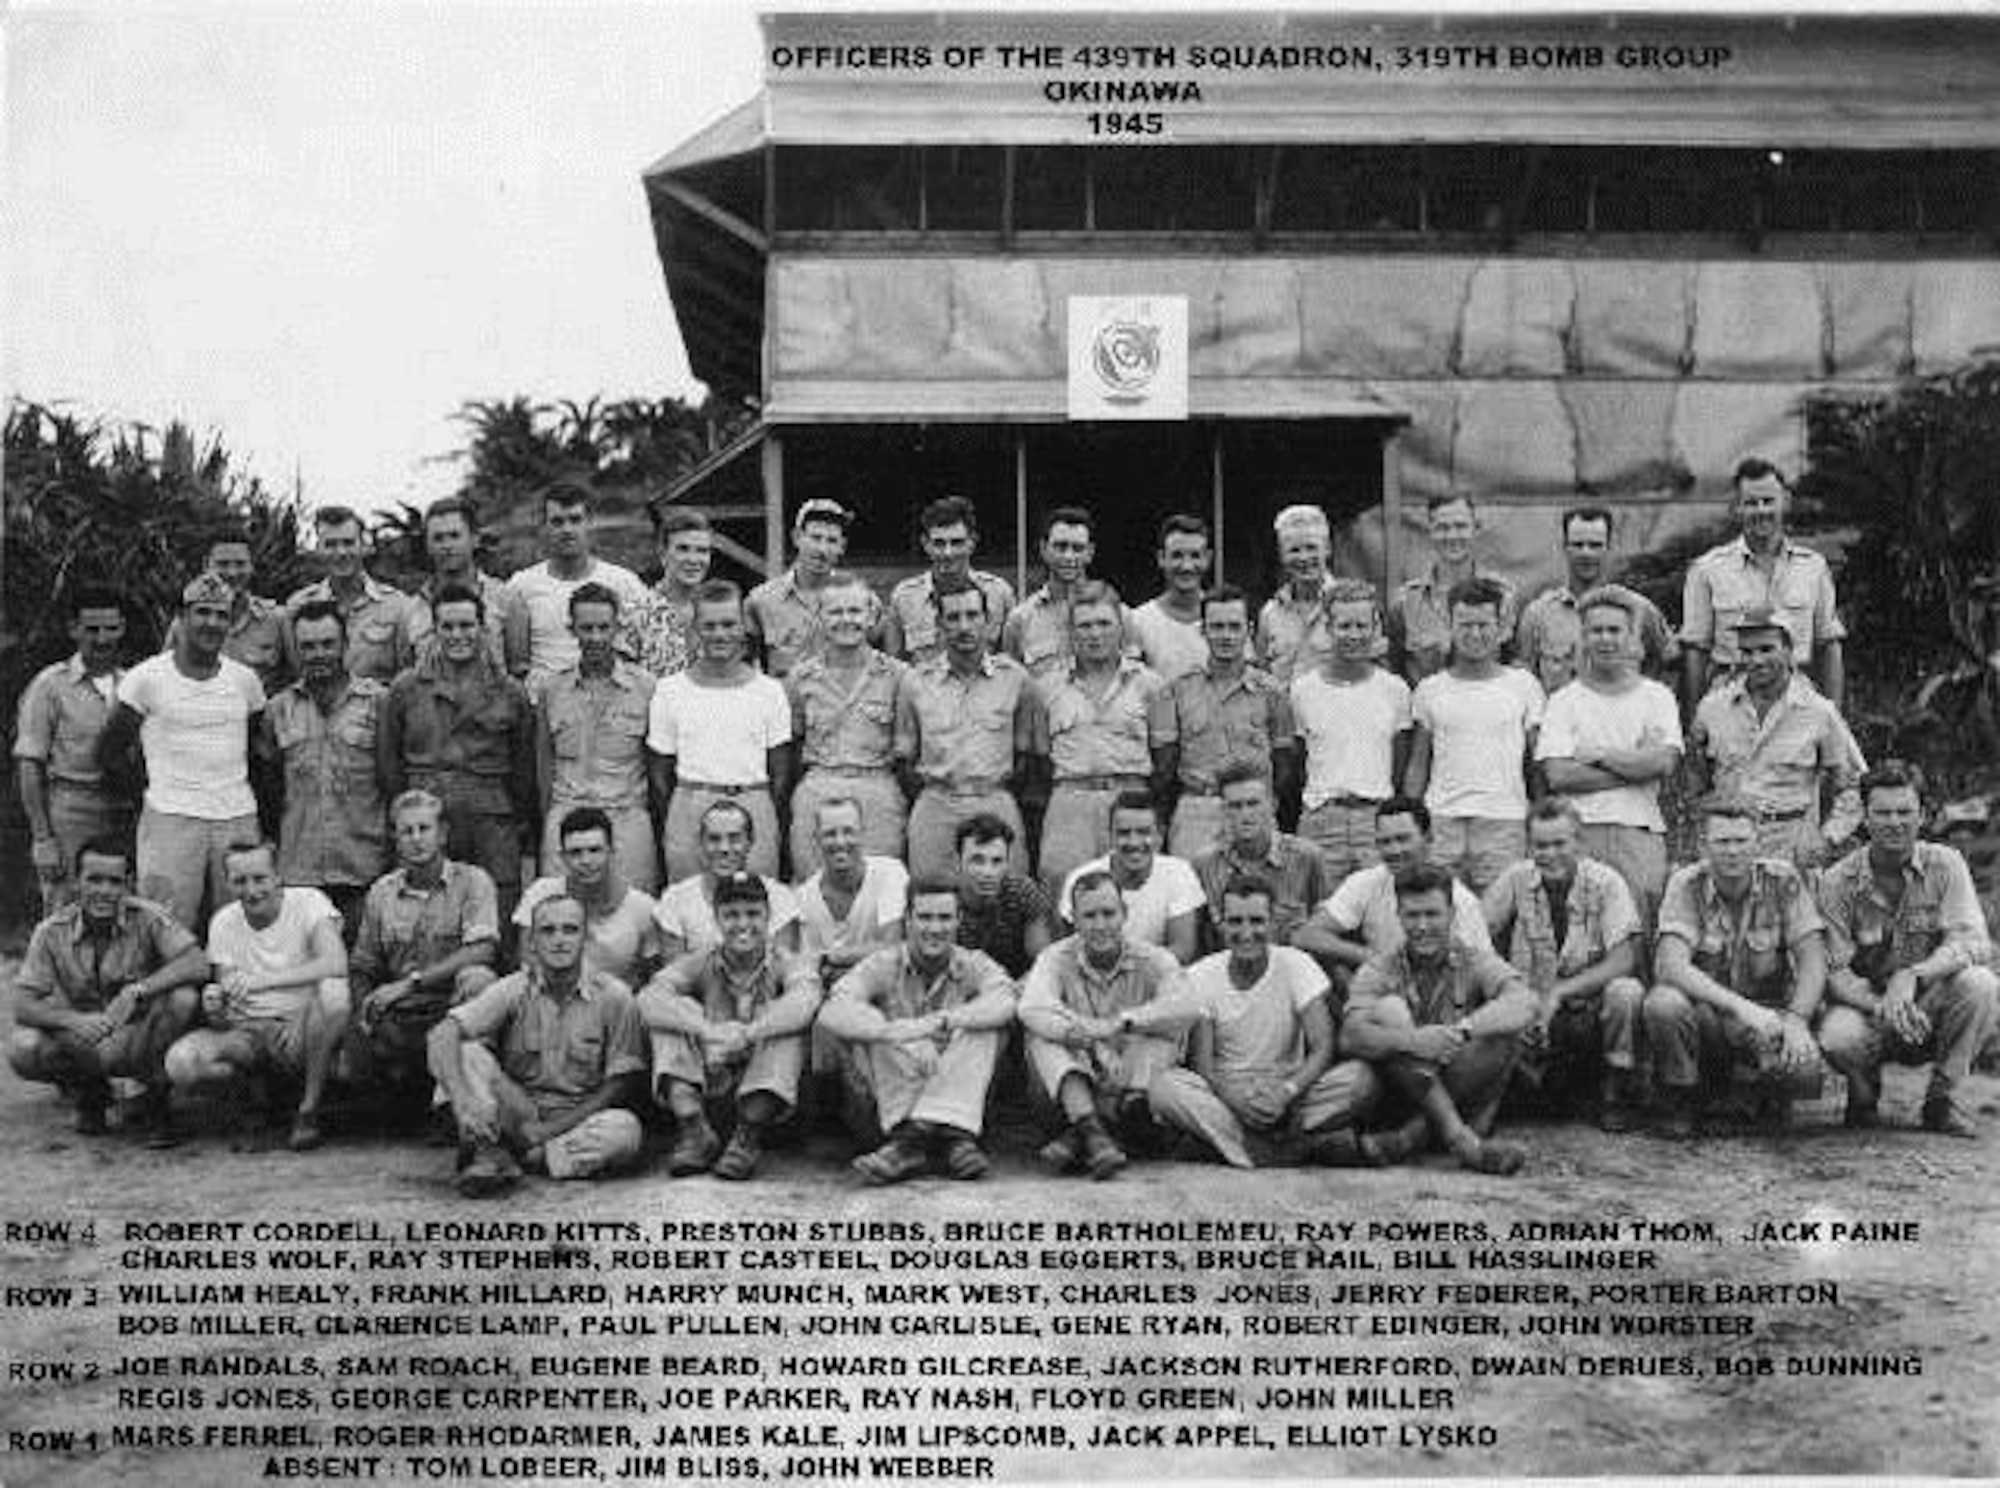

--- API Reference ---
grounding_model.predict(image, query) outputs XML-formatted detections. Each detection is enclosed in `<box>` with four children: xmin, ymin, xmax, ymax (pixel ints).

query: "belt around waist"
<box><xmin>922</xmin><ymin>778</ymin><xmax>1006</xmax><ymax>797</ymax></box>
<box><xmin>48</xmin><ymin>777</ymin><xmax>113</xmax><ymax>793</ymax></box>
<box><xmin>1312</xmin><ymin>793</ymin><xmax>1385</xmax><ymax>810</ymax></box>
<box><xmin>1055</xmin><ymin>774</ymin><xmax>1147</xmax><ymax>793</ymax></box>
<box><xmin>805</xmin><ymin>764</ymin><xmax>895</xmax><ymax>779</ymax></box>
<box><xmin>679</xmin><ymin>780</ymin><xmax>769</xmax><ymax>796</ymax></box>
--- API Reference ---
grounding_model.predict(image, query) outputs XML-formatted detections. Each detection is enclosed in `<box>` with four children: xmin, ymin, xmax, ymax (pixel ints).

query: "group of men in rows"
<box><xmin>12</xmin><ymin>458</ymin><xmax>1994</xmax><ymax>1191</ymax></box>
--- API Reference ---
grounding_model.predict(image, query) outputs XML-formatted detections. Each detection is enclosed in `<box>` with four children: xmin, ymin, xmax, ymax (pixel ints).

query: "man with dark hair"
<box><xmin>884</xmin><ymin>495</ymin><xmax>1013</xmax><ymax>665</ymax></box>
<box><xmin>283</xmin><ymin>504</ymin><xmax>429</xmax><ymax>684</ymax></box>
<box><xmin>748</xmin><ymin>498</ymin><xmax>880</xmax><ymax>678</ymax></box>
<box><xmin>819</xmin><ymin>878</ymin><xmax>1018</xmax><ymax>1184</ymax></box>
<box><xmin>795</xmin><ymin>796</ymin><xmax>908</xmax><ymax>984</ymax></box>
<box><xmin>1387</xmin><ymin>494</ymin><xmax>1518</xmax><ymax>684</ymax></box>
<box><xmin>1294</xmin><ymin>797</ymin><xmax>1493</xmax><ymax>973</ymax></box>
<box><xmin>1816</xmin><ymin>762</ymin><xmax>1999</xmax><ymax>1137</ymax></box>
<box><xmin>1019</xmin><ymin>871</ymin><xmax>1203</xmax><ymax>1178</ymax></box>
<box><xmin>1290</xmin><ymin>578</ymin><xmax>1411</xmax><ymax>879</ymax></box>
<box><xmin>626</xmin><ymin>507</ymin><xmax>713</xmax><ymax>677</ymax></box>
<box><xmin>1056</xmin><ymin>790</ymin><xmax>1205</xmax><ymax>964</ymax></box>
<box><xmin>896</xmin><ymin>573</ymin><xmax>1043</xmax><ymax>879</ymax></box>
<box><xmin>647</xmin><ymin>579</ymin><xmax>795</xmax><ymax>882</ymax></box>
<box><xmin>1128</xmin><ymin>513</ymin><xmax>1213</xmax><ymax>682</ymax></box>
<box><xmin>512</xmin><ymin>805</ymin><xmax>659</xmax><ymax>986</ymax></box>
<box><xmin>1340</xmin><ymin>862</ymin><xmax>1537</xmax><ymax>1174</ymax></box>
<box><xmin>1515</xmin><ymin>507</ymin><xmax>1676</xmax><ymax>693</ymax></box>
<box><xmin>535</xmin><ymin>581</ymin><xmax>660</xmax><ymax>892</ymax></box>
<box><xmin>429</xmin><ymin>892</ymin><xmax>648</xmax><ymax>1195</ymax></box>
<box><xmin>1683</xmin><ymin>458</ymin><xmax>1844</xmax><ymax>708</ymax></box>
<box><xmin>1003</xmin><ymin>505</ymin><xmax>1128</xmax><ymax>679</ymax></box>
<box><xmin>502</xmin><ymin>480</ymin><xmax>647</xmax><ymax>698</ymax></box>
<box><xmin>258</xmin><ymin>598</ymin><xmax>390</xmax><ymax>930</ymax></box>
<box><xmin>640</xmin><ymin>872</ymin><xmax>824</xmax><ymax>1180</ymax></box>
<box><xmin>1643</xmin><ymin>797</ymin><xmax>1829</xmax><ymax>1138</ymax></box>
<box><xmin>17</xmin><ymin>585</ymin><xmax>135</xmax><ymax>913</ymax></box>
<box><xmin>1032</xmin><ymin>580</ymin><xmax>1170</xmax><ymax>894</ymax></box>
<box><xmin>417</xmin><ymin>496</ymin><xmax>514</xmax><ymax>671</ymax></box>
<box><xmin>347</xmin><ymin>789</ymin><xmax>501</xmax><ymax>1092</ymax></box>
<box><xmin>1688</xmin><ymin>606</ymin><xmax>1864</xmax><ymax>871</ymax></box>
<box><xmin>1157</xmin><ymin>583</ymin><xmax>1297</xmax><ymax>858</ymax></box>
<box><xmin>1192</xmin><ymin>763</ymin><xmax>1329</xmax><ymax>950</ymax></box>
<box><xmin>1405</xmin><ymin>575</ymin><xmax>1545</xmax><ymax>893</ymax></box>
<box><xmin>1482</xmin><ymin>796</ymin><xmax>1647</xmax><ymax>1127</ymax></box>
<box><xmin>1150</xmin><ymin>874</ymin><xmax>1371</xmax><ymax>1168</ymax></box>
<box><xmin>785</xmin><ymin>570</ymin><xmax>908</xmax><ymax>878</ymax></box>
<box><xmin>952</xmin><ymin>813</ymin><xmax>1057</xmax><ymax>977</ymax></box>
<box><xmin>9</xmin><ymin>838</ymin><xmax>205</xmax><ymax>1142</ymax></box>
<box><xmin>166</xmin><ymin>840</ymin><xmax>350</xmax><ymax>1150</ymax></box>
<box><xmin>165</xmin><ymin>532</ymin><xmax>289</xmax><ymax>690</ymax></box>
<box><xmin>652</xmin><ymin>799</ymin><xmax>801</xmax><ymax>958</ymax></box>
<box><xmin>99</xmin><ymin>572</ymin><xmax>267</xmax><ymax>931</ymax></box>
<box><xmin>380</xmin><ymin>582</ymin><xmax>537</xmax><ymax>926</ymax></box>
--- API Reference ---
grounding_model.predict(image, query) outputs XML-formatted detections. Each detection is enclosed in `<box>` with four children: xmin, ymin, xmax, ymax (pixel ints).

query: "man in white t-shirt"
<box><xmin>501</xmin><ymin>480</ymin><xmax>648</xmax><ymax>698</ymax></box>
<box><xmin>653</xmin><ymin>799</ymin><xmax>802</xmax><ymax>959</ymax></box>
<box><xmin>513</xmin><ymin>806</ymin><xmax>662</xmax><ymax>987</ymax></box>
<box><xmin>98</xmin><ymin>573</ymin><xmax>267</xmax><ymax>931</ymax></box>
<box><xmin>1290</xmin><ymin>579</ymin><xmax>1413</xmax><ymax>880</ymax></box>
<box><xmin>795</xmin><ymin>796</ymin><xmax>908</xmax><ymax>985</ymax></box>
<box><xmin>1127</xmin><ymin>514</ymin><xmax>1212</xmax><ymax>683</ymax></box>
<box><xmin>647</xmin><ymin>580</ymin><xmax>795</xmax><ymax>882</ymax></box>
<box><xmin>1058</xmin><ymin>791</ymin><xmax>1206</xmax><ymax>965</ymax></box>
<box><xmin>164</xmin><ymin>840</ymin><xmax>350</xmax><ymax>1150</ymax></box>
<box><xmin>1405</xmin><ymin>577</ymin><xmax>1546</xmax><ymax>893</ymax></box>
<box><xmin>1537</xmin><ymin>588</ymin><xmax>1684</xmax><ymax>926</ymax></box>
<box><xmin>1294</xmin><ymin>797</ymin><xmax>1494</xmax><ymax>982</ymax></box>
<box><xmin>1148</xmin><ymin>874</ymin><xmax>1376</xmax><ymax>1168</ymax></box>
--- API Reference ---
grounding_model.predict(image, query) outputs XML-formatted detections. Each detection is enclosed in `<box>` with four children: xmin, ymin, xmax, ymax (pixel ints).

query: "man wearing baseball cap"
<box><xmin>747</xmin><ymin>499</ymin><xmax>880</xmax><ymax>679</ymax></box>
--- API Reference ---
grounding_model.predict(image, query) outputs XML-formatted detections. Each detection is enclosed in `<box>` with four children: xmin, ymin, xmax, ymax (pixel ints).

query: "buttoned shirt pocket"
<box><xmin>562</xmin><ymin>1024</ymin><xmax>607</xmax><ymax>1087</ymax></box>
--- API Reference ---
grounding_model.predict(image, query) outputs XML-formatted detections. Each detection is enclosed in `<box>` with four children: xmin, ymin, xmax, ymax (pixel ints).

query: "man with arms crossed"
<box><xmin>429</xmin><ymin>893</ymin><xmax>648</xmax><ymax>1196</ymax></box>
<box><xmin>165</xmin><ymin>840</ymin><xmax>350</xmax><ymax>1150</ymax></box>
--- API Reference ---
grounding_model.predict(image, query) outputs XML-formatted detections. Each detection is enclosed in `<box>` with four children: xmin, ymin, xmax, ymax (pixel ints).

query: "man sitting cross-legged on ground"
<box><xmin>164</xmin><ymin>840</ymin><xmax>350</xmax><ymax>1151</ymax></box>
<box><xmin>427</xmin><ymin>892</ymin><xmax>647</xmax><ymax>1196</ymax></box>
<box><xmin>1149</xmin><ymin>873</ymin><xmax>1375</xmax><ymax>1169</ymax></box>
<box><xmin>10</xmin><ymin>837</ymin><xmax>206</xmax><ymax>1144</ymax></box>
<box><xmin>818</xmin><ymin>878</ymin><xmax>1018</xmax><ymax>1185</ymax></box>
<box><xmin>1019</xmin><ymin>871</ymin><xmax>1205</xmax><ymax>1179</ymax></box>
<box><xmin>639</xmin><ymin>873</ymin><xmax>823</xmax><ymax>1181</ymax></box>
<box><xmin>1340</xmin><ymin>863</ymin><xmax>1537</xmax><ymax>1175</ymax></box>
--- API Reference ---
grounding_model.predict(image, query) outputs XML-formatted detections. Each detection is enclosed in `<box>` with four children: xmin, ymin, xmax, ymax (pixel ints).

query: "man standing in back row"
<box><xmin>885</xmin><ymin>496</ymin><xmax>1014</xmax><ymax>666</ymax></box>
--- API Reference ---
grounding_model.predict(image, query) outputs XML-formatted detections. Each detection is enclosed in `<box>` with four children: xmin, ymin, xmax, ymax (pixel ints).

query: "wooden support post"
<box><xmin>1380</xmin><ymin>429</ymin><xmax>1404</xmax><ymax>601</ymax></box>
<box><xmin>1210</xmin><ymin>427</ymin><xmax>1226</xmax><ymax>577</ymax></box>
<box><xmin>761</xmin><ymin>432</ymin><xmax>785</xmax><ymax>577</ymax></box>
<box><xmin>1014</xmin><ymin>431</ymin><xmax>1030</xmax><ymax>599</ymax></box>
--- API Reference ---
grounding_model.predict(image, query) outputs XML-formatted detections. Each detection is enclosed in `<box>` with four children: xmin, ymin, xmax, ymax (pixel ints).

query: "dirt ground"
<box><xmin>2</xmin><ymin>954</ymin><xmax>1997</xmax><ymax>1487</ymax></box>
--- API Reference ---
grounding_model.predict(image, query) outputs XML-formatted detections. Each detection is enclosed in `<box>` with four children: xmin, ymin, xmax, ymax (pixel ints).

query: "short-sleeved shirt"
<box><xmin>265</xmin><ymin>678</ymin><xmax>390</xmax><ymax>891</ymax></box>
<box><xmin>1514</xmin><ymin>583</ymin><xmax>1677</xmax><ymax>693</ymax></box>
<box><xmin>888</xmin><ymin>570</ymin><xmax>1013</xmax><ymax>665</ymax></box>
<box><xmin>512</xmin><ymin>879</ymin><xmax>660</xmax><ymax>985</ymax></box>
<box><xmin>1185</xmin><ymin>946</ymin><xmax>1330</xmax><ymax>1078</ymax></box>
<box><xmin>1681</xmin><ymin>537</ymin><xmax>1844</xmax><ymax>666</ymax></box>
<box><xmin>1039</xmin><ymin>658</ymin><xmax>1168</xmax><ymax>781</ymax></box>
<box><xmin>168</xmin><ymin>594</ymin><xmax>290</xmax><ymax>693</ymax></box>
<box><xmin>1128</xmin><ymin>599</ymin><xmax>1209</xmax><ymax>683</ymax></box>
<box><xmin>1657</xmin><ymin>859</ymin><xmax>1824</xmax><ymax>1008</ymax></box>
<box><xmin>1192</xmin><ymin>835</ymin><xmax>1330</xmax><ymax>947</ymax></box>
<box><xmin>1482</xmin><ymin>859</ymin><xmax>1641</xmax><ymax>991</ymax></box>
<box><xmin>1256</xmin><ymin>586</ymin><xmax>1334</xmax><ymax>688</ymax></box>
<box><xmin>898</xmin><ymin>653</ymin><xmax>1036</xmax><ymax>789</ymax></box>
<box><xmin>1003</xmin><ymin>588</ymin><xmax>1138</xmax><ymax>680</ymax></box>
<box><xmin>1388</xmin><ymin>566</ymin><xmax>1520</xmax><ymax>683</ymax></box>
<box><xmin>827</xmin><ymin>944</ymin><xmax>1016</xmax><ymax>1022</ymax></box>
<box><xmin>206</xmin><ymin>886</ymin><xmax>341</xmax><ymax>1023</ymax></box>
<box><xmin>352</xmin><ymin>861</ymin><xmax>500</xmax><ymax>987</ymax></box>
<box><xmin>503</xmin><ymin>559</ymin><xmax>650</xmax><ymax>692</ymax></box>
<box><xmin>622</xmin><ymin>583</ymin><xmax>698</xmax><ymax>679</ymax></box>
<box><xmin>1292</xmin><ymin>666</ymin><xmax>1411</xmax><ymax>807</ymax></box>
<box><xmin>448</xmin><ymin>967</ymin><xmax>647</xmax><ymax>1122</ymax></box>
<box><xmin>414</xmin><ymin>572</ymin><xmax>513</xmax><ymax>671</ymax></box>
<box><xmin>643</xmin><ymin>945</ymin><xmax>821</xmax><ymax>1029</ymax></box>
<box><xmin>1318</xmin><ymin>864</ymin><xmax>1494</xmax><ymax>956</ymax></box>
<box><xmin>1691</xmin><ymin>676</ymin><xmax>1866</xmax><ymax>818</ymax></box>
<box><xmin>15</xmin><ymin>656</ymin><xmax>123</xmax><ymax>789</ymax></box>
<box><xmin>540</xmin><ymin>661</ymin><xmax>657</xmax><ymax>810</ymax></box>
<box><xmin>1817</xmin><ymin>841</ymin><xmax>1993</xmax><ymax>991</ymax></box>
<box><xmin>648</xmin><ymin>670</ymin><xmax>791</xmax><ymax>785</ymax></box>
<box><xmin>1160</xmin><ymin>664</ymin><xmax>1293</xmax><ymax>793</ymax></box>
<box><xmin>1059</xmin><ymin>855</ymin><xmax>1207</xmax><ymax>946</ymax></box>
<box><xmin>1411</xmin><ymin>667</ymin><xmax>1545</xmax><ymax>820</ymax></box>
<box><xmin>797</xmin><ymin>857</ymin><xmax>909</xmax><ymax>964</ymax></box>
<box><xmin>19</xmin><ymin>897</ymin><xmax>197</xmax><ymax>1012</ymax></box>
<box><xmin>654</xmin><ymin>874</ymin><xmax>800</xmax><ymax>954</ymax></box>
<box><xmin>1535</xmin><ymin>675</ymin><xmax>1683</xmax><ymax>831</ymax></box>
<box><xmin>788</xmin><ymin>651</ymin><xmax>905</xmax><ymax>771</ymax></box>
<box><xmin>285</xmin><ymin>575</ymin><xmax>430</xmax><ymax>685</ymax></box>
<box><xmin>1020</xmin><ymin>937</ymin><xmax>1188</xmax><ymax>1027</ymax></box>
<box><xmin>957</xmin><ymin>876</ymin><xmax>1057</xmax><ymax>977</ymax></box>
<box><xmin>1346</xmin><ymin>938</ymin><xmax>1528</xmax><ymax>1028</ymax></box>
<box><xmin>746</xmin><ymin>569</ymin><xmax>883</xmax><ymax>679</ymax></box>
<box><xmin>117</xmin><ymin>653</ymin><xmax>265</xmax><ymax>819</ymax></box>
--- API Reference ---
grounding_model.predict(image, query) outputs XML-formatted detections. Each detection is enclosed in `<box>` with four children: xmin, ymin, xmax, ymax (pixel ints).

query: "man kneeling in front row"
<box><xmin>428</xmin><ymin>893</ymin><xmax>647</xmax><ymax>1195</ymax></box>
<box><xmin>639</xmin><ymin>873</ymin><xmax>822</xmax><ymax>1180</ymax></box>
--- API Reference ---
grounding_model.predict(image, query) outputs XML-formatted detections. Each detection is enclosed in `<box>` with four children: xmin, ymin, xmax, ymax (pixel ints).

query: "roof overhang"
<box><xmin>764</xmin><ymin>378</ymin><xmax>1410</xmax><ymax>424</ymax></box>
